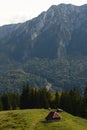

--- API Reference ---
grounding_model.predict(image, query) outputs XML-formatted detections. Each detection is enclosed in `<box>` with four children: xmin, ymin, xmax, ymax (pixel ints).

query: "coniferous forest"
<box><xmin>0</xmin><ymin>84</ymin><xmax>87</xmax><ymax>119</ymax></box>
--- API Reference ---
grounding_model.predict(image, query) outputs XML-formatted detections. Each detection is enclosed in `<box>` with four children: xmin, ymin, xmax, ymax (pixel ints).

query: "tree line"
<box><xmin>0</xmin><ymin>84</ymin><xmax>87</xmax><ymax>119</ymax></box>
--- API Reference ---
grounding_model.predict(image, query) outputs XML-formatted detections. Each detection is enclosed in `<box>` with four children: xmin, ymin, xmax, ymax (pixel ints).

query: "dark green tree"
<box><xmin>1</xmin><ymin>93</ymin><xmax>11</xmax><ymax>110</ymax></box>
<box><xmin>54</xmin><ymin>92</ymin><xmax>60</xmax><ymax>108</ymax></box>
<box><xmin>60</xmin><ymin>91</ymin><xmax>69</xmax><ymax>111</ymax></box>
<box><xmin>0</xmin><ymin>98</ymin><xmax>3</xmax><ymax>110</ymax></box>
<box><xmin>20</xmin><ymin>85</ymin><xmax>31</xmax><ymax>109</ymax></box>
<box><xmin>30</xmin><ymin>88</ymin><xmax>36</xmax><ymax>108</ymax></box>
<box><xmin>9</xmin><ymin>93</ymin><xmax>20</xmax><ymax>110</ymax></box>
<box><xmin>40</xmin><ymin>88</ymin><xmax>49</xmax><ymax>108</ymax></box>
<box><xmin>83</xmin><ymin>87</ymin><xmax>87</xmax><ymax>117</ymax></box>
<box><xmin>60</xmin><ymin>88</ymin><xmax>82</xmax><ymax>116</ymax></box>
<box><xmin>68</xmin><ymin>88</ymin><xmax>82</xmax><ymax>115</ymax></box>
<box><xmin>83</xmin><ymin>87</ymin><xmax>87</xmax><ymax>108</ymax></box>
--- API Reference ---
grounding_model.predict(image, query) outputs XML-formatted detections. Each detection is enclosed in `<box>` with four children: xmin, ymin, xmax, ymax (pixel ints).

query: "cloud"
<box><xmin>9</xmin><ymin>14</ymin><xmax>32</xmax><ymax>24</ymax></box>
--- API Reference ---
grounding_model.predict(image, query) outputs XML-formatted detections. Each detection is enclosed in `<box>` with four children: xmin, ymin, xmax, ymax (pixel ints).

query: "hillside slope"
<box><xmin>0</xmin><ymin>4</ymin><xmax>87</xmax><ymax>92</ymax></box>
<box><xmin>0</xmin><ymin>109</ymin><xmax>87</xmax><ymax>130</ymax></box>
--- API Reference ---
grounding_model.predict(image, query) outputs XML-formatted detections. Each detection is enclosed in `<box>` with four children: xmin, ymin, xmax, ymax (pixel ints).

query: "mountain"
<box><xmin>0</xmin><ymin>4</ymin><xmax>87</xmax><ymax>61</ymax></box>
<box><xmin>0</xmin><ymin>4</ymin><xmax>87</xmax><ymax>93</ymax></box>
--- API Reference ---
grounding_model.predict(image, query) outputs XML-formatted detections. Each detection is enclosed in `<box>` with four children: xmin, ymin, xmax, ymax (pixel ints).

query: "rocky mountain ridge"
<box><xmin>0</xmin><ymin>4</ymin><xmax>87</xmax><ymax>93</ymax></box>
<box><xmin>0</xmin><ymin>4</ymin><xmax>87</xmax><ymax>61</ymax></box>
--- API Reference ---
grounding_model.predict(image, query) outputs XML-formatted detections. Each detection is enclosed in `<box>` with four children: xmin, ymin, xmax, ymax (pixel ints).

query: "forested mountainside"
<box><xmin>0</xmin><ymin>4</ymin><xmax>87</xmax><ymax>93</ymax></box>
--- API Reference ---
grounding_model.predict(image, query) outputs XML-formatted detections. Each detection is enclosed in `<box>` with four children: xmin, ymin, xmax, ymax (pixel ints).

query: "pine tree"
<box><xmin>83</xmin><ymin>87</ymin><xmax>87</xmax><ymax>108</ymax></box>
<box><xmin>20</xmin><ymin>84</ymin><xmax>30</xmax><ymax>109</ymax></box>
<box><xmin>10</xmin><ymin>93</ymin><xmax>20</xmax><ymax>110</ymax></box>
<box><xmin>1</xmin><ymin>93</ymin><xmax>11</xmax><ymax>110</ymax></box>
<box><xmin>68</xmin><ymin>88</ymin><xmax>82</xmax><ymax>115</ymax></box>
<box><xmin>40</xmin><ymin>88</ymin><xmax>49</xmax><ymax>108</ymax></box>
<box><xmin>83</xmin><ymin>87</ymin><xmax>87</xmax><ymax>117</ymax></box>
<box><xmin>0</xmin><ymin>98</ymin><xmax>3</xmax><ymax>110</ymax></box>
<box><xmin>60</xmin><ymin>91</ymin><xmax>69</xmax><ymax>111</ymax></box>
<box><xmin>54</xmin><ymin>92</ymin><xmax>60</xmax><ymax>108</ymax></box>
<box><xmin>30</xmin><ymin>88</ymin><xmax>36</xmax><ymax>108</ymax></box>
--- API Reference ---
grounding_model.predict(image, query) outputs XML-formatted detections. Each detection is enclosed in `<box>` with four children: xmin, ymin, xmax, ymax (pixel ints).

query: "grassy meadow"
<box><xmin>0</xmin><ymin>109</ymin><xmax>87</xmax><ymax>130</ymax></box>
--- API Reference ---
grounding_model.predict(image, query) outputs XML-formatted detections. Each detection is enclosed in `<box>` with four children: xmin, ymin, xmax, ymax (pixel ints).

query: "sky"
<box><xmin>0</xmin><ymin>0</ymin><xmax>87</xmax><ymax>26</ymax></box>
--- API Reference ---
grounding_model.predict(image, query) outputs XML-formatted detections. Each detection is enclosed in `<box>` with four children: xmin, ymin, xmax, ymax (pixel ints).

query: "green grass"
<box><xmin>0</xmin><ymin>109</ymin><xmax>87</xmax><ymax>130</ymax></box>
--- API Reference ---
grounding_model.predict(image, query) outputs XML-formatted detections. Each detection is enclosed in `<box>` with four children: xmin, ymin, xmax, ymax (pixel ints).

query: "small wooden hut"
<box><xmin>45</xmin><ymin>111</ymin><xmax>61</xmax><ymax>121</ymax></box>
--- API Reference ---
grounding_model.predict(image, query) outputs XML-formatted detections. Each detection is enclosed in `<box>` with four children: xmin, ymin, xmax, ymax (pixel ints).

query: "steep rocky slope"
<box><xmin>0</xmin><ymin>4</ymin><xmax>87</xmax><ymax>93</ymax></box>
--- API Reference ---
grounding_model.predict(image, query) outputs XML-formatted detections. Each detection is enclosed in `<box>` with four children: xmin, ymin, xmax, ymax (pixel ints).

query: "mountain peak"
<box><xmin>0</xmin><ymin>4</ymin><xmax>87</xmax><ymax>92</ymax></box>
<box><xmin>0</xmin><ymin>4</ymin><xmax>87</xmax><ymax>60</ymax></box>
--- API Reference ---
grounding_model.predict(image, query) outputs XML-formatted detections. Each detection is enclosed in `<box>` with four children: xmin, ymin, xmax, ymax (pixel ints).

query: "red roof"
<box><xmin>45</xmin><ymin>111</ymin><xmax>60</xmax><ymax>121</ymax></box>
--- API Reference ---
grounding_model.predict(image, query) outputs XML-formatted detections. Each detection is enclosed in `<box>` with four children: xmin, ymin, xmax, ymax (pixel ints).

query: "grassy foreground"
<box><xmin>0</xmin><ymin>109</ymin><xmax>87</xmax><ymax>130</ymax></box>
